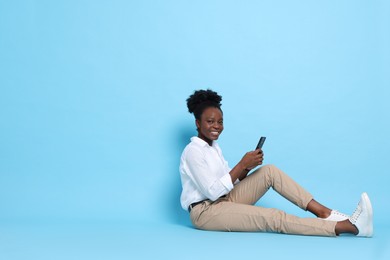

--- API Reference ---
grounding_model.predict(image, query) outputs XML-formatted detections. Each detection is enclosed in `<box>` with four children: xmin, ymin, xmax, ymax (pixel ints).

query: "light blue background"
<box><xmin>1</xmin><ymin>1</ymin><xmax>389</xmax><ymax>259</ymax></box>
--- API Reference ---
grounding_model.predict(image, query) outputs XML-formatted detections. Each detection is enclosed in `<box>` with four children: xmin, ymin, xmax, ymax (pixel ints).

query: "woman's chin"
<box><xmin>210</xmin><ymin>134</ymin><xmax>220</xmax><ymax>140</ymax></box>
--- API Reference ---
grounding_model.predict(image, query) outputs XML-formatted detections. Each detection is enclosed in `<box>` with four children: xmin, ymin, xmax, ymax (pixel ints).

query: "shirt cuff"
<box><xmin>220</xmin><ymin>173</ymin><xmax>234</xmax><ymax>191</ymax></box>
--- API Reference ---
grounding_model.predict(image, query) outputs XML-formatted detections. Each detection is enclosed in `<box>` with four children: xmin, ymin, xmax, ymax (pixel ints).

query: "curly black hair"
<box><xmin>186</xmin><ymin>89</ymin><xmax>222</xmax><ymax>120</ymax></box>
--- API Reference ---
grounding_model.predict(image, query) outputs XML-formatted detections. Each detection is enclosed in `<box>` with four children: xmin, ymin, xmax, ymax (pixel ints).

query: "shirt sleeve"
<box><xmin>184</xmin><ymin>147</ymin><xmax>234</xmax><ymax>201</ymax></box>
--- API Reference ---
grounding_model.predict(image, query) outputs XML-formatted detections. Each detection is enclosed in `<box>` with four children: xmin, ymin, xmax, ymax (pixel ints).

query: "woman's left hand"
<box><xmin>243</xmin><ymin>149</ymin><xmax>264</xmax><ymax>171</ymax></box>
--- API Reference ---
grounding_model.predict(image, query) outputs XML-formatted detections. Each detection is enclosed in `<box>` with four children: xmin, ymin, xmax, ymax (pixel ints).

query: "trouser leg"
<box><xmin>227</xmin><ymin>164</ymin><xmax>313</xmax><ymax>209</ymax></box>
<box><xmin>190</xmin><ymin>201</ymin><xmax>336</xmax><ymax>236</ymax></box>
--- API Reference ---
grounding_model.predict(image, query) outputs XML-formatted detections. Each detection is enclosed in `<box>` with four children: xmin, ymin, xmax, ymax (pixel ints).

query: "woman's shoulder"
<box><xmin>183</xmin><ymin>140</ymin><xmax>202</xmax><ymax>153</ymax></box>
<box><xmin>182</xmin><ymin>137</ymin><xmax>206</xmax><ymax>156</ymax></box>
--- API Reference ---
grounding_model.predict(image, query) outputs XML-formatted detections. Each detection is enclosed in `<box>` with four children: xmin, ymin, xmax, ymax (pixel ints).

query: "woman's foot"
<box><xmin>349</xmin><ymin>192</ymin><xmax>373</xmax><ymax>237</ymax></box>
<box><xmin>322</xmin><ymin>210</ymin><xmax>349</xmax><ymax>221</ymax></box>
<box><xmin>306</xmin><ymin>199</ymin><xmax>349</xmax><ymax>221</ymax></box>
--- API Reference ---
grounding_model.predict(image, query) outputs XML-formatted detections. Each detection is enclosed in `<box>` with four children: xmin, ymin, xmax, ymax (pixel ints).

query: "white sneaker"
<box><xmin>322</xmin><ymin>210</ymin><xmax>349</xmax><ymax>221</ymax></box>
<box><xmin>349</xmin><ymin>192</ymin><xmax>373</xmax><ymax>237</ymax></box>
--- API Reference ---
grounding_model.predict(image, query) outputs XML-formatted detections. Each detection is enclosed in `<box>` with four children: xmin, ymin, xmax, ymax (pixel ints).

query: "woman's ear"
<box><xmin>195</xmin><ymin>119</ymin><xmax>200</xmax><ymax>130</ymax></box>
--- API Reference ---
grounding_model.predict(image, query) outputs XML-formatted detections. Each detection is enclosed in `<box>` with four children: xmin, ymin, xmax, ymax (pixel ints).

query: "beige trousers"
<box><xmin>190</xmin><ymin>164</ymin><xmax>337</xmax><ymax>236</ymax></box>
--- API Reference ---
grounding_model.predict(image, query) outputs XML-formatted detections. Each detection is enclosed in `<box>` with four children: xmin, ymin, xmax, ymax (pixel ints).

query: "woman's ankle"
<box><xmin>306</xmin><ymin>199</ymin><xmax>331</xmax><ymax>218</ymax></box>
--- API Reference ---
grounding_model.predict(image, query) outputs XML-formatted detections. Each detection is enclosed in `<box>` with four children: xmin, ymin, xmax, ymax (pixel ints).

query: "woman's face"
<box><xmin>196</xmin><ymin>107</ymin><xmax>224</xmax><ymax>145</ymax></box>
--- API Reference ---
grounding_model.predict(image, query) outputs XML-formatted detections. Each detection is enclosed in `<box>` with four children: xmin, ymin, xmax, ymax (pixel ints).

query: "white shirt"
<box><xmin>179</xmin><ymin>136</ymin><xmax>235</xmax><ymax>210</ymax></box>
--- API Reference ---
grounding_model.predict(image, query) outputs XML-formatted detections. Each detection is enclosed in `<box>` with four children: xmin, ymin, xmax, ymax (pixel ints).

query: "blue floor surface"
<box><xmin>1</xmin><ymin>219</ymin><xmax>389</xmax><ymax>260</ymax></box>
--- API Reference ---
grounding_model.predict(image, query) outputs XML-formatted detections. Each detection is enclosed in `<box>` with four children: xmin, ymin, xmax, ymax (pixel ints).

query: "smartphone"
<box><xmin>255</xmin><ymin>136</ymin><xmax>266</xmax><ymax>150</ymax></box>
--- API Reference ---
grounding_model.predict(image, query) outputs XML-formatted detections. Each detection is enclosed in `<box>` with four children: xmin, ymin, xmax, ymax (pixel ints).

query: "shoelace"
<box><xmin>349</xmin><ymin>203</ymin><xmax>362</xmax><ymax>224</ymax></box>
<box><xmin>333</xmin><ymin>210</ymin><xmax>349</xmax><ymax>218</ymax></box>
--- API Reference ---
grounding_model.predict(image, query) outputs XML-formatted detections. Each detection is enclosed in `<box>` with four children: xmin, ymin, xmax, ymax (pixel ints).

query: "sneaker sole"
<box><xmin>361</xmin><ymin>192</ymin><xmax>373</xmax><ymax>237</ymax></box>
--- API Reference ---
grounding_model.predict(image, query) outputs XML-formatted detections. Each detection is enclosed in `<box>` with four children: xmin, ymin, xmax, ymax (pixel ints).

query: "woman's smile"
<box><xmin>210</xmin><ymin>131</ymin><xmax>220</xmax><ymax>137</ymax></box>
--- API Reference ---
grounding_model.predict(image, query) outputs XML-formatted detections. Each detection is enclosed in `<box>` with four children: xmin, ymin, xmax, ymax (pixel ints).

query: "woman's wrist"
<box><xmin>238</xmin><ymin>161</ymin><xmax>248</xmax><ymax>172</ymax></box>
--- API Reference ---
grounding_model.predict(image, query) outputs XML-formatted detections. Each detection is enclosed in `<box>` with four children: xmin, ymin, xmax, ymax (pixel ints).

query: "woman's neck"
<box><xmin>197</xmin><ymin>134</ymin><xmax>213</xmax><ymax>146</ymax></box>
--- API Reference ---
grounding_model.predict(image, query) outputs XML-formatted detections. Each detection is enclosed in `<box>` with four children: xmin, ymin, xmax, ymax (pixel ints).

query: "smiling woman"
<box><xmin>179</xmin><ymin>89</ymin><xmax>374</xmax><ymax>237</ymax></box>
<box><xmin>186</xmin><ymin>90</ymin><xmax>224</xmax><ymax>151</ymax></box>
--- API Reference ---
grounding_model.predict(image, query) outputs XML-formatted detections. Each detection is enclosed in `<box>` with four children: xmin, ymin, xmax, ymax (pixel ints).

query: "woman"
<box><xmin>179</xmin><ymin>89</ymin><xmax>373</xmax><ymax>237</ymax></box>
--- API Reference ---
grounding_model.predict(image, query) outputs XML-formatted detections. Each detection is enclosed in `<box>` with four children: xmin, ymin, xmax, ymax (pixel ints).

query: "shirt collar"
<box><xmin>191</xmin><ymin>136</ymin><xmax>216</xmax><ymax>148</ymax></box>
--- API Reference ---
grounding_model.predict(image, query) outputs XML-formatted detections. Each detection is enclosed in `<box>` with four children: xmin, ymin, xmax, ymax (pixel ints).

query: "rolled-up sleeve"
<box><xmin>219</xmin><ymin>173</ymin><xmax>234</xmax><ymax>191</ymax></box>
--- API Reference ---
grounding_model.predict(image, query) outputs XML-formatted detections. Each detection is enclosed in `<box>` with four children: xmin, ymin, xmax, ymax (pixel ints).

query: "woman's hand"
<box><xmin>242</xmin><ymin>149</ymin><xmax>264</xmax><ymax>171</ymax></box>
<box><xmin>230</xmin><ymin>149</ymin><xmax>264</xmax><ymax>183</ymax></box>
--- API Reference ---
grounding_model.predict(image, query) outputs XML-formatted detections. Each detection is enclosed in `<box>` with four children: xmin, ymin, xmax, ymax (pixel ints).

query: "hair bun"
<box><xmin>186</xmin><ymin>89</ymin><xmax>222</xmax><ymax>118</ymax></box>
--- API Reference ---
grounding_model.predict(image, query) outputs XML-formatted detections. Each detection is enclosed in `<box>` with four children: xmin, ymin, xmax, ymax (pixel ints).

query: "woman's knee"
<box><xmin>262</xmin><ymin>164</ymin><xmax>277</xmax><ymax>171</ymax></box>
<box><xmin>258</xmin><ymin>164</ymin><xmax>284</xmax><ymax>185</ymax></box>
<box><xmin>260</xmin><ymin>164</ymin><xmax>279</xmax><ymax>177</ymax></box>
